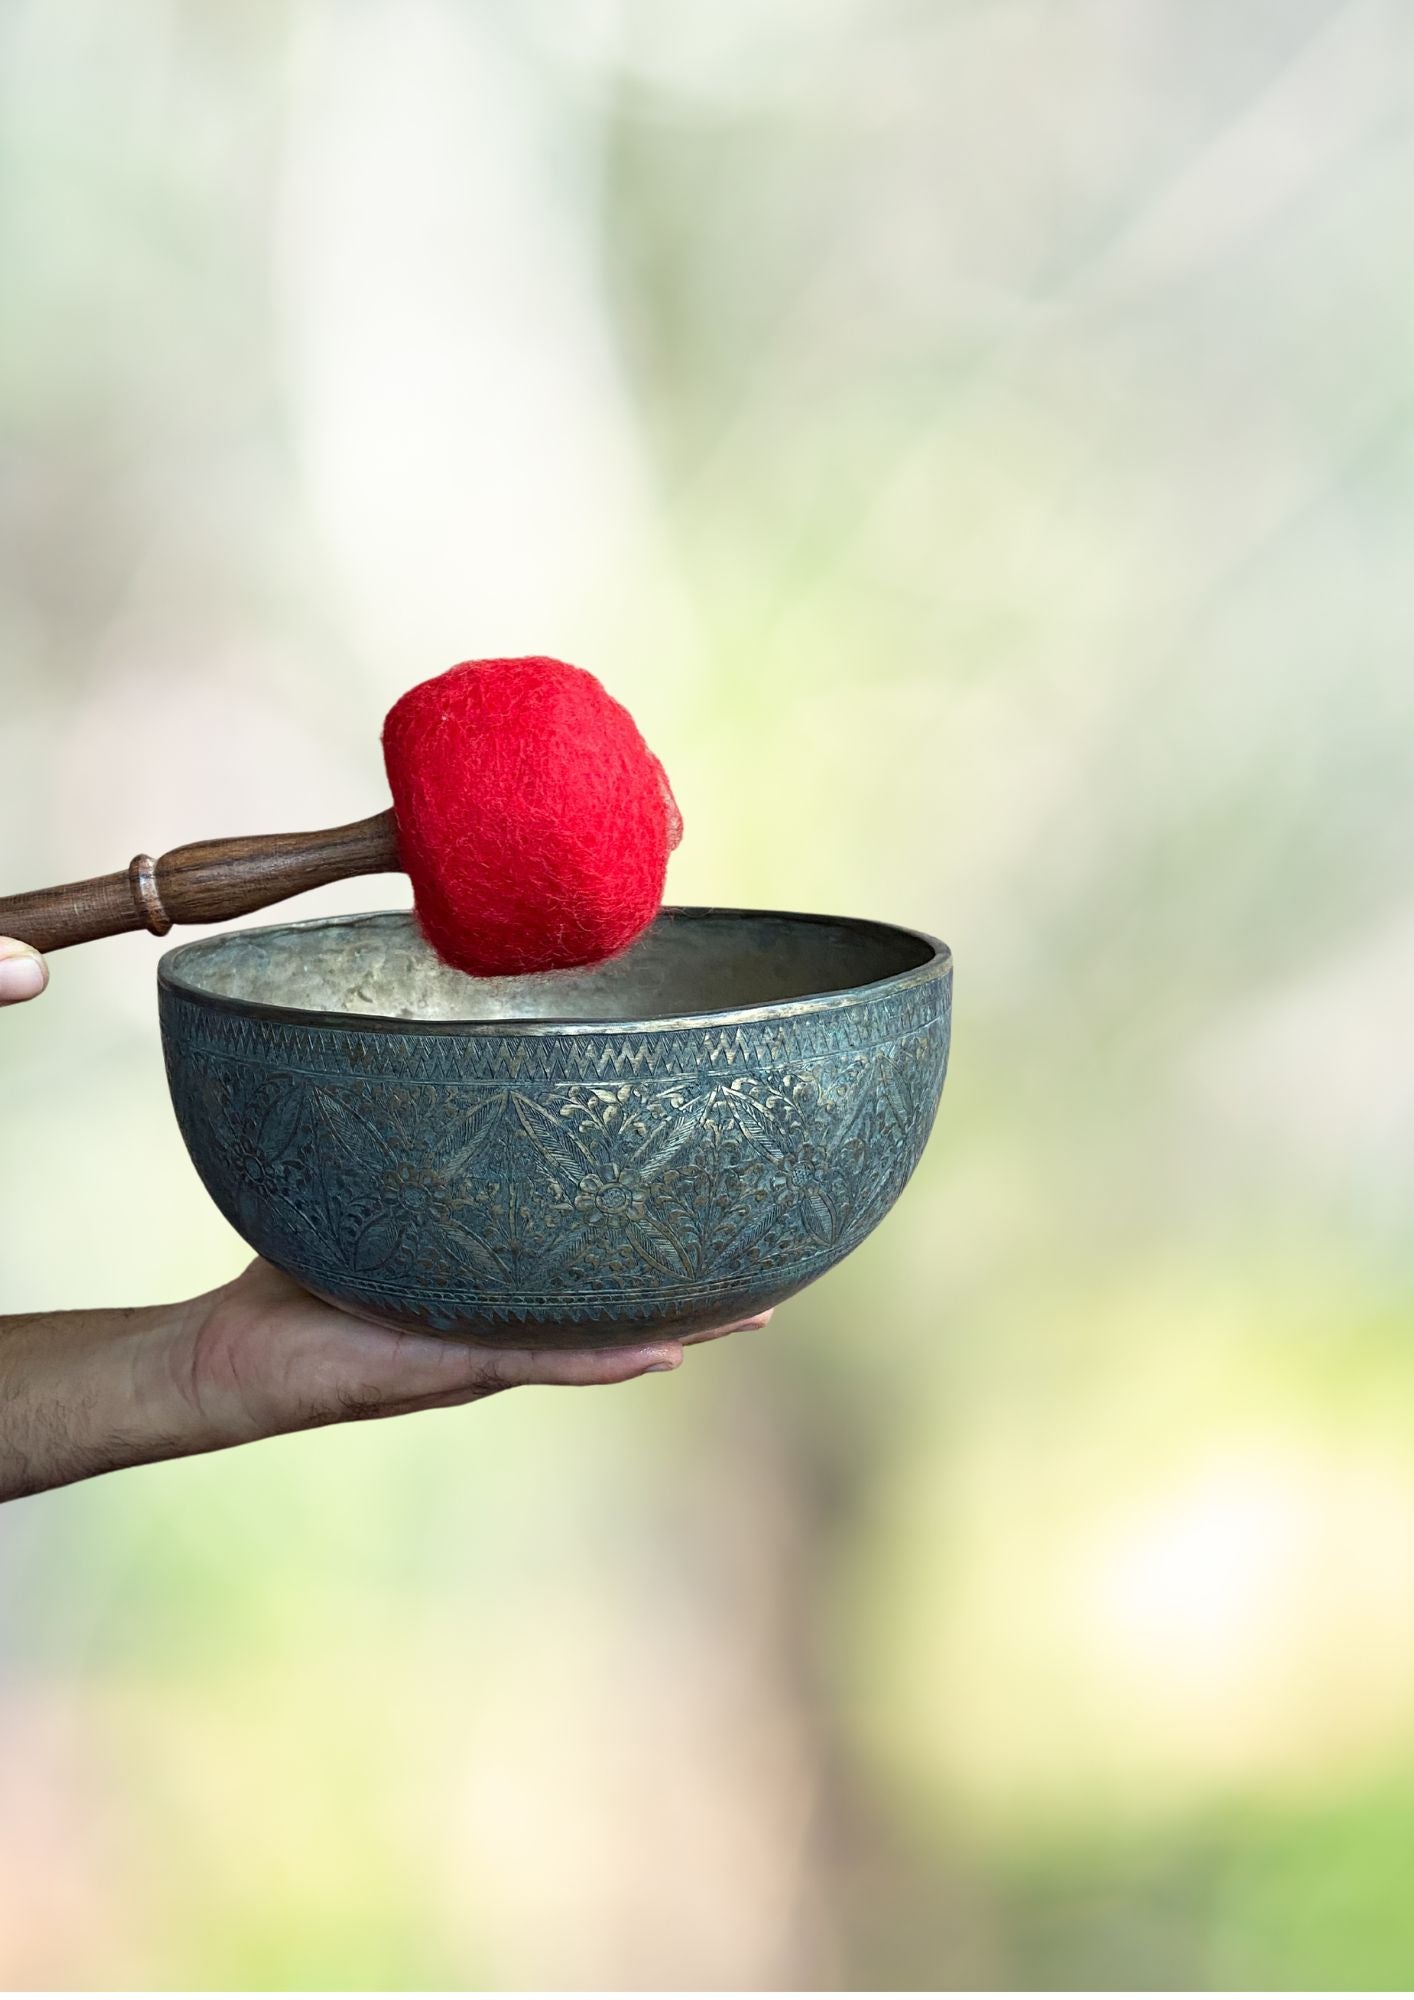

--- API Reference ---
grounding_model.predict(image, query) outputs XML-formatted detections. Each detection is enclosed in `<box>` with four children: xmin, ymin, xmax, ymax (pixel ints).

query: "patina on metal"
<box><xmin>159</xmin><ymin>908</ymin><xmax>952</xmax><ymax>1347</ymax></box>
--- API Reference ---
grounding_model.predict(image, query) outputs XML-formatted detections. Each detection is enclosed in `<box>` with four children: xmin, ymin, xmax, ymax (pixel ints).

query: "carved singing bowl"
<box><xmin>158</xmin><ymin>909</ymin><xmax>952</xmax><ymax>1346</ymax></box>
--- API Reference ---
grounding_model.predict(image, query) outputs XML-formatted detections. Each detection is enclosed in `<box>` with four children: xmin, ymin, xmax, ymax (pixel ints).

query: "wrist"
<box><xmin>0</xmin><ymin>1294</ymin><xmax>215</xmax><ymax>1501</ymax></box>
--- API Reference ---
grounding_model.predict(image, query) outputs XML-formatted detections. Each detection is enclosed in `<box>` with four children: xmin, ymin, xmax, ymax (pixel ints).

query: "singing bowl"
<box><xmin>158</xmin><ymin>908</ymin><xmax>952</xmax><ymax>1346</ymax></box>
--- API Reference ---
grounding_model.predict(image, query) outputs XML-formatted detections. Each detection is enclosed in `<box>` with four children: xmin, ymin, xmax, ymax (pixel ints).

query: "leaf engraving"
<box><xmin>353</xmin><ymin>1213</ymin><xmax>403</xmax><ymax>1273</ymax></box>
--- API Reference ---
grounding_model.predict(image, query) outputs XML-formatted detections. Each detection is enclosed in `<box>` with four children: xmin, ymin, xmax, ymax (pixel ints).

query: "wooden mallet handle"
<box><xmin>0</xmin><ymin>809</ymin><xmax>401</xmax><ymax>954</ymax></box>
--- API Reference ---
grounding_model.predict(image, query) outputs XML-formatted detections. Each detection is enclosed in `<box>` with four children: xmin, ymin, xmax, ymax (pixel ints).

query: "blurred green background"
<box><xmin>3</xmin><ymin>0</ymin><xmax>1414</xmax><ymax>1987</ymax></box>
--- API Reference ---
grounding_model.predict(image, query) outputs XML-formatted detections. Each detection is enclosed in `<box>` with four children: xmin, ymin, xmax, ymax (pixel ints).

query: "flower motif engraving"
<box><xmin>574</xmin><ymin>1164</ymin><xmax>648</xmax><ymax>1222</ymax></box>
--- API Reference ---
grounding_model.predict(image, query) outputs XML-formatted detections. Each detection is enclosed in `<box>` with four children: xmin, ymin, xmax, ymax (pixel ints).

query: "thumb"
<box><xmin>0</xmin><ymin>939</ymin><xmax>47</xmax><ymax>1007</ymax></box>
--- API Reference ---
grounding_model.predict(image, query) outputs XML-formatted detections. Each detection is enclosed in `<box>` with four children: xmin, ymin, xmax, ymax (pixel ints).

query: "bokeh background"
<box><xmin>2</xmin><ymin>0</ymin><xmax>1413</xmax><ymax>1987</ymax></box>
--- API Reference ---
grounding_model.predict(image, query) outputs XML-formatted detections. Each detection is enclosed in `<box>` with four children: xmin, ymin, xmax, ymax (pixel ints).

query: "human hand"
<box><xmin>161</xmin><ymin>1257</ymin><xmax>772</xmax><ymax>1449</ymax></box>
<box><xmin>0</xmin><ymin>1258</ymin><xmax>772</xmax><ymax>1502</ymax></box>
<box><xmin>0</xmin><ymin>939</ymin><xmax>47</xmax><ymax>1005</ymax></box>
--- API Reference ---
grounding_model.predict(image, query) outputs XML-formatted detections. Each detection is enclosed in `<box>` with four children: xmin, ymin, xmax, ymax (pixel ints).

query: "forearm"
<box><xmin>0</xmin><ymin>1299</ymin><xmax>206</xmax><ymax>1502</ymax></box>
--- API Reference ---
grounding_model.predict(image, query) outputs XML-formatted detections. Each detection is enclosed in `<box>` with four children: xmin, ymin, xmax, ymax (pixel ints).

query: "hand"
<box><xmin>163</xmin><ymin>1257</ymin><xmax>772</xmax><ymax>1448</ymax></box>
<box><xmin>0</xmin><ymin>1264</ymin><xmax>771</xmax><ymax>1505</ymax></box>
<box><xmin>0</xmin><ymin>938</ymin><xmax>47</xmax><ymax>1005</ymax></box>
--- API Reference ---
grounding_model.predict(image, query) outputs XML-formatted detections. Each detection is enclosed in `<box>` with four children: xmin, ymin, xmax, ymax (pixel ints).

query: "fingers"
<box><xmin>410</xmin><ymin>1309</ymin><xmax>775</xmax><ymax>1390</ymax></box>
<box><xmin>483</xmin><ymin>1341</ymin><xmax>685</xmax><ymax>1390</ymax></box>
<box><xmin>375</xmin><ymin>1311</ymin><xmax>776</xmax><ymax>1409</ymax></box>
<box><xmin>311</xmin><ymin>1319</ymin><xmax>686</xmax><ymax>1414</ymax></box>
<box><xmin>358</xmin><ymin>1339</ymin><xmax>684</xmax><ymax>1405</ymax></box>
<box><xmin>326</xmin><ymin>1338</ymin><xmax>684</xmax><ymax>1422</ymax></box>
<box><xmin>680</xmin><ymin>1309</ymin><xmax>774</xmax><ymax>1348</ymax></box>
<box><xmin>0</xmin><ymin>940</ymin><xmax>46</xmax><ymax>1007</ymax></box>
<box><xmin>204</xmin><ymin>1259</ymin><xmax>778</xmax><ymax>1435</ymax></box>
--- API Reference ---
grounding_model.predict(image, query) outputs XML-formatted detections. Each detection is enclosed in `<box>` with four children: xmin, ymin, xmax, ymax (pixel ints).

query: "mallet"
<box><xmin>0</xmin><ymin>656</ymin><xmax>681</xmax><ymax>977</ymax></box>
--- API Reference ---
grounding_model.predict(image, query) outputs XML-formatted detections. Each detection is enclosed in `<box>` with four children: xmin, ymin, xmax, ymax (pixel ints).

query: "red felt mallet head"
<box><xmin>382</xmin><ymin>655</ymin><xmax>682</xmax><ymax>978</ymax></box>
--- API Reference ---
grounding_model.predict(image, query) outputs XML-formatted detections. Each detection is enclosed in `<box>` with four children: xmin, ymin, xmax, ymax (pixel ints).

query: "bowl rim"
<box><xmin>157</xmin><ymin>905</ymin><xmax>952</xmax><ymax>1038</ymax></box>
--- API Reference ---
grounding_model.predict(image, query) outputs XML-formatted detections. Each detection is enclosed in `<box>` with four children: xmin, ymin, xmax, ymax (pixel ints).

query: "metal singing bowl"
<box><xmin>158</xmin><ymin>908</ymin><xmax>952</xmax><ymax>1347</ymax></box>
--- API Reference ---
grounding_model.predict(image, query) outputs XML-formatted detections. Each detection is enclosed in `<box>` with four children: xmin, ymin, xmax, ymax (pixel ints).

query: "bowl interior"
<box><xmin>161</xmin><ymin>908</ymin><xmax>939</xmax><ymax>1026</ymax></box>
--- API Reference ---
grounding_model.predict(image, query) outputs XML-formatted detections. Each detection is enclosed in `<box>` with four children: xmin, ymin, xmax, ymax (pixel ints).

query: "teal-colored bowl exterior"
<box><xmin>159</xmin><ymin>910</ymin><xmax>951</xmax><ymax>1346</ymax></box>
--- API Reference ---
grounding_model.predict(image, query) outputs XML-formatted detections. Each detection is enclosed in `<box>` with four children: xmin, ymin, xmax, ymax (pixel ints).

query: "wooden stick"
<box><xmin>0</xmin><ymin>809</ymin><xmax>401</xmax><ymax>953</ymax></box>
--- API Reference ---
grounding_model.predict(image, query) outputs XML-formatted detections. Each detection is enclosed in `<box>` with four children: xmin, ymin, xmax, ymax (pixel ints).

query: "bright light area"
<box><xmin>1074</xmin><ymin>1441</ymin><xmax>1414</xmax><ymax>1783</ymax></box>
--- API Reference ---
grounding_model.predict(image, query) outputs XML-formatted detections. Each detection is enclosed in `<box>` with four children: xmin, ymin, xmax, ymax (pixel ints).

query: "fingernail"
<box><xmin>0</xmin><ymin>952</ymin><xmax>45</xmax><ymax>1003</ymax></box>
<box><xmin>644</xmin><ymin>1360</ymin><xmax>678</xmax><ymax>1374</ymax></box>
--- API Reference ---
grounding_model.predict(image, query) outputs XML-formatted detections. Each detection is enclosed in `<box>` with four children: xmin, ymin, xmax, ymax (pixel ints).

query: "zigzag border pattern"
<box><xmin>160</xmin><ymin>973</ymin><xmax>951</xmax><ymax>1086</ymax></box>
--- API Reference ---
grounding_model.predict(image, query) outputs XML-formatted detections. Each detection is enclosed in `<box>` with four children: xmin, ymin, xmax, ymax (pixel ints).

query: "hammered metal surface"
<box><xmin>159</xmin><ymin>910</ymin><xmax>951</xmax><ymax>1345</ymax></box>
